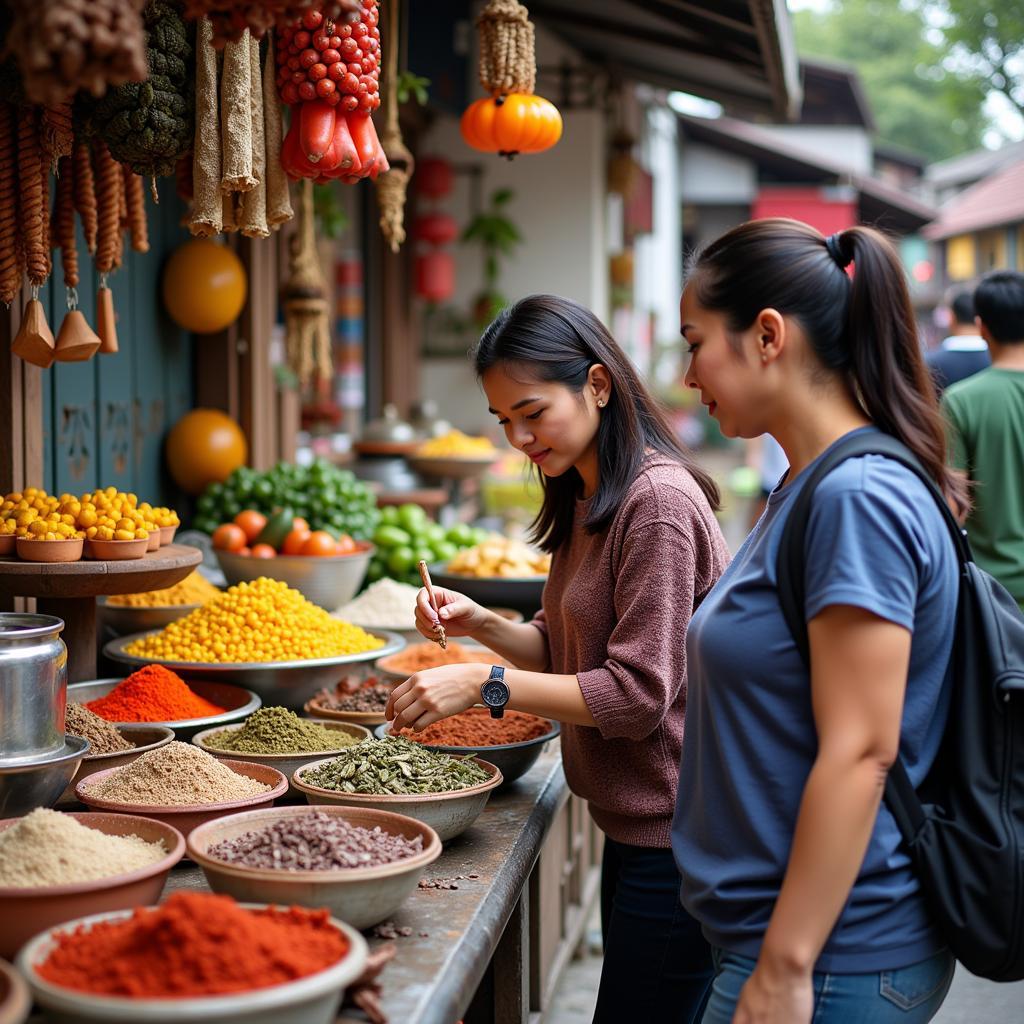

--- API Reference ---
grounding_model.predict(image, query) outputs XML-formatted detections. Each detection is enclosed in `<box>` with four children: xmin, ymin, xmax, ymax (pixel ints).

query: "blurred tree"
<box><xmin>793</xmin><ymin>0</ymin><xmax>991</xmax><ymax>161</ymax></box>
<box><xmin>933</xmin><ymin>0</ymin><xmax>1024</xmax><ymax>119</ymax></box>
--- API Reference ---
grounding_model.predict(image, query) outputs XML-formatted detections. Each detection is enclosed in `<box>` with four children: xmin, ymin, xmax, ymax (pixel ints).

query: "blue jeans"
<box><xmin>700</xmin><ymin>947</ymin><xmax>955</xmax><ymax>1024</ymax></box>
<box><xmin>593</xmin><ymin>838</ymin><xmax>714</xmax><ymax>1024</ymax></box>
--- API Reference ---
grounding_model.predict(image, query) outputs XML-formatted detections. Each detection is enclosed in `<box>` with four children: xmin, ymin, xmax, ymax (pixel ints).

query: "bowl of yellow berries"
<box><xmin>406</xmin><ymin>431</ymin><xmax>498</xmax><ymax>481</ymax></box>
<box><xmin>15</xmin><ymin>536</ymin><xmax>84</xmax><ymax>563</ymax></box>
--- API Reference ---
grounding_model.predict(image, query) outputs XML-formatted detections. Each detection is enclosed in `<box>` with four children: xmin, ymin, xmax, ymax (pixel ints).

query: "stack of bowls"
<box><xmin>0</xmin><ymin>615</ymin><xmax>89</xmax><ymax>817</ymax></box>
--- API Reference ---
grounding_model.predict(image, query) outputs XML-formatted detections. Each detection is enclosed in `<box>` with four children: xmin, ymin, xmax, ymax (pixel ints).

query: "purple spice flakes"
<box><xmin>208</xmin><ymin>810</ymin><xmax>424</xmax><ymax>871</ymax></box>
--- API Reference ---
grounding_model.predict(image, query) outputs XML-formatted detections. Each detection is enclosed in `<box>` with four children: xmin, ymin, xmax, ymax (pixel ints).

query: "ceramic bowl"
<box><xmin>375</xmin><ymin>718</ymin><xmax>560</xmax><ymax>787</ymax></box>
<box><xmin>301</xmin><ymin>699</ymin><xmax>390</xmax><ymax>728</ymax></box>
<box><xmin>0</xmin><ymin>956</ymin><xmax>29</xmax><ymax>1024</ymax></box>
<box><xmin>406</xmin><ymin>454</ymin><xmax>495</xmax><ymax>481</ymax></box>
<box><xmin>76</xmin><ymin>761</ymin><xmax>288</xmax><ymax>839</ymax></box>
<box><xmin>0</xmin><ymin>739</ymin><xmax>90</xmax><ymax>818</ymax></box>
<box><xmin>292</xmin><ymin>756</ymin><xmax>503</xmax><ymax>843</ymax></box>
<box><xmin>86</xmin><ymin>537</ymin><xmax>148</xmax><ymax>561</ymax></box>
<box><xmin>0</xmin><ymin>535</ymin><xmax>16</xmax><ymax>557</ymax></box>
<box><xmin>67</xmin><ymin>678</ymin><xmax>261</xmax><ymax>743</ymax></box>
<box><xmin>191</xmin><ymin>721</ymin><xmax>372</xmax><ymax>795</ymax></box>
<box><xmin>146</xmin><ymin>531</ymin><xmax>161</xmax><ymax>552</ymax></box>
<box><xmin>59</xmin><ymin>725</ymin><xmax>176</xmax><ymax>805</ymax></box>
<box><xmin>427</xmin><ymin>562</ymin><xmax>546</xmax><ymax>617</ymax></box>
<box><xmin>0</xmin><ymin>812</ymin><xmax>185</xmax><ymax>959</ymax></box>
<box><xmin>14</xmin><ymin>537</ymin><xmax>83</xmax><ymax>563</ymax></box>
<box><xmin>159</xmin><ymin>526</ymin><xmax>177</xmax><ymax>546</ymax></box>
<box><xmin>17</xmin><ymin>904</ymin><xmax>368</xmax><ymax>1024</ymax></box>
<box><xmin>187</xmin><ymin>805</ymin><xmax>441</xmax><ymax>929</ymax></box>
<box><xmin>97</xmin><ymin>600</ymin><xmax>202</xmax><ymax>638</ymax></box>
<box><xmin>215</xmin><ymin>545</ymin><xmax>375</xmax><ymax>611</ymax></box>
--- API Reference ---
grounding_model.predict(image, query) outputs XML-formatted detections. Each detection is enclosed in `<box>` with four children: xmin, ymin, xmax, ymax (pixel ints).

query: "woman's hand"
<box><xmin>733</xmin><ymin>960</ymin><xmax>813</xmax><ymax>1024</ymax></box>
<box><xmin>385</xmin><ymin>663</ymin><xmax>488</xmax><ymax>732</ymax></box>
<box><xmin>415</xmin><ymin>586</ymin><xmax>488</xmax><ymax>640</ymax></box>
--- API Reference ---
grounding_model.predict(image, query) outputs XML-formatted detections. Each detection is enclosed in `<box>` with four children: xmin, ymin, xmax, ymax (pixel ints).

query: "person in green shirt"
<box><xmin>942</xmin><ymin>270</ymin><xmax>1024</xmax><ymax>611</ymax></box>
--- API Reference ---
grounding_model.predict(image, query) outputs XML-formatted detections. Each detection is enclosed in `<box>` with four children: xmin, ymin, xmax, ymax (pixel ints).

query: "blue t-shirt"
<box><xmin>671</xmin><ymin>429</ymin><xmax>957</xmax><ymax>973</ymax></box>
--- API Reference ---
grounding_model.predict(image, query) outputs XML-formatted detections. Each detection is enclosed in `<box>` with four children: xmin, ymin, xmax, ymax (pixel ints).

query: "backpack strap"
<box><xmin>774</xmin><ymin>430</ymin><xmax>972</xmax><ymax>840</ymax></box>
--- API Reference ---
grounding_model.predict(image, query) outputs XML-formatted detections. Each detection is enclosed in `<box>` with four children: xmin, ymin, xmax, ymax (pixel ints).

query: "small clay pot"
<box><xmin>53</xmin><ymin>309</ymin><xmax>101</xmax><ymax>362</ymax></box>
<box><xmin>159</xmin><ymin>526</ymin><xmax>177</xmax><ymax>546</ymax></box>
<box><xmin>96</xmin><ymin>286</ymin><xmax>118</xmax><ymax>354</ymax></box>
<box><xmin>87</xmin><ymin>537</ymin><xmax>148</xmax><ymax>561</ymax></box>
<box><xmin>15</xmin><ymin>537</ymin><xmax>84</xmax><ymax>563</ymax></box>
<box><xmin>0</xmin><ymin>534</ymin><xmax>15</xmax><ymax>556</ymax></box>
<box><xmin>11</xmin><ymin>299</ymin><xmax>55</xmax><ymax>368</ymax></box>
<box><xmin>146</xmin><ymin>530</ymin><xmax>161</xmax><ymax>552</ymax></box>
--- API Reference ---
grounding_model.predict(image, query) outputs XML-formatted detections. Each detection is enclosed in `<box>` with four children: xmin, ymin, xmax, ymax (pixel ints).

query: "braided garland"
<box><xmin>477</xmin><ymin>0</ymin><xmax>535</xmax><ymax>96</ymax></box>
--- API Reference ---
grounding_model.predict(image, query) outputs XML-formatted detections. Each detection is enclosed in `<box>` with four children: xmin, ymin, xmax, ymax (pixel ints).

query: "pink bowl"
<box><xmin>0</xmin><ymin>812</ymin><xmax>185</xmax><ymax>960</ymax></box>
<box><xmin>75</xmin><ymin>760</ymin><xmax>288</xmax><ymax>838</ymax></box>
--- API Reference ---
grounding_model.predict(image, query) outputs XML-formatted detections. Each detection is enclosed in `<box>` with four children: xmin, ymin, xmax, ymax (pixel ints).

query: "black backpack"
<box><xmin>775</xmin><ymin>431</ymin><xmax>1024</xmax><ymax>982</ymax></box>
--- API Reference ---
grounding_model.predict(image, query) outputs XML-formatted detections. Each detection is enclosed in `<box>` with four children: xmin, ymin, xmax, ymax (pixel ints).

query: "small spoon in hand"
<box><xmin>418</xmin><ymin>560</ymin><xmax>447</xmax><ymax>649</ymax></box>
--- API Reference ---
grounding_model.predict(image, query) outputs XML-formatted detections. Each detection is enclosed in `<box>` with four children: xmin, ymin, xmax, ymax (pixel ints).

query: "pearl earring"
<box><xmin>597</xmin><ymin>400</ymin><xmax>605</xmax><ymax>408</ymax></box>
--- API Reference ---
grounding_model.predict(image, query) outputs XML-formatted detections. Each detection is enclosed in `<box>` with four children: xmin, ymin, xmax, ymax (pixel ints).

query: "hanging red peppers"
<box><xmin>276</xmin><ymin>0</ymin><xmax>388</xmax><ymax>183</ymax></box>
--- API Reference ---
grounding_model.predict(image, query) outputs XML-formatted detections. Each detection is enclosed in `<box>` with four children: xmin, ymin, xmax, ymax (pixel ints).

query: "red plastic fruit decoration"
<box><xmin>416</xmin><ymin>157</ymin><xmax>454</xmax><ymax>200</ymax></box>
<box><xmin>413</xmin><ymin>213</ymin><xmax>459</xmax><ymax>247</ymax></box>
<box><xmin>415</xmin><ymin>251</ymin><xmax>456</xmax><ymax>303</ymax></box>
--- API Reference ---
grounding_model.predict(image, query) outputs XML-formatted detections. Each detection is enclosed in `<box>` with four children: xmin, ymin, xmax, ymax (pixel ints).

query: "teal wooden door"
<box><xmin>41</xmin><ymin>180</ymin><xmax>193</xmax><ymax>504</ymax></box>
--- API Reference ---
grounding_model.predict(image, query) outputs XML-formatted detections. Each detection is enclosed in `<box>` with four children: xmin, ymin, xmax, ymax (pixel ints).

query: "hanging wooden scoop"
<box><xmin>11</xmin><ymin>297</ymin><xmax>55</xmax><ymax>368</ymax></box>
<box><xmin>96</xmin><ymin>285</ymin><xmax>118</xmax><ymax>354</ymax></box>
<box><xmin>54</xmin><ymin>308</ymin><xmax>100</xmax><ymax>362</ymax></box>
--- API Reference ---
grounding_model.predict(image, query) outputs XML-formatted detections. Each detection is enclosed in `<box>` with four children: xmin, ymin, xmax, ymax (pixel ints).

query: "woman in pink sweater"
<box><xmin>386</xmin><ymin>294</ymin><xmax>731</xmax><ymax>1022</ymax></box>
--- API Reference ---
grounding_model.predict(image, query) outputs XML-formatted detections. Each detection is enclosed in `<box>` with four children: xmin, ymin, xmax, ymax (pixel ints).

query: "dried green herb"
<box><xmin>301</xmin><ymin>737</ymin><xmax>490</xmax><ymax>796</ymax></box>
<box><xmin>204</xmin><ymin>707</ymin><xmax>358</xmax><ymax>755</ymax></box>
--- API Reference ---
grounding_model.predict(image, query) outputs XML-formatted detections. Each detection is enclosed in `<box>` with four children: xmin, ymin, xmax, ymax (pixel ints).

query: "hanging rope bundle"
<box><xmin>374</xmin><ymin>0</ymin><xmax>412</xmax><ymax>253</ymax></box>
<box><xmin>282</xmin><ymin>179</ymin><xmax>331</xmax><ymax>385</ymax></box>
<box><xmin>477</xmin><ymin>0</ymin><xmax>536</xmax><ymax>96</ymax></box>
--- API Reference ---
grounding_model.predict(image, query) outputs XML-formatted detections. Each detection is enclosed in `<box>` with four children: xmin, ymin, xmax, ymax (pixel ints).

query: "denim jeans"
<box><xmin>593</xmin><ymin>838</ymin><xmax>714</xmax><ymax>1024</ymax></box>
<box><xmin>700</xmin><ymin>946</ymin><xmax>955</xmax><ymax>1024</ymax></box>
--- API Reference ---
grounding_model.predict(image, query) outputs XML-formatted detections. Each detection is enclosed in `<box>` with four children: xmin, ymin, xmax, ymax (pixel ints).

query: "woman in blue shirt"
<box><xmin>672</xmin><ymin>219</ymin><xmax>966</xmax><ymax>1024</ymax></box>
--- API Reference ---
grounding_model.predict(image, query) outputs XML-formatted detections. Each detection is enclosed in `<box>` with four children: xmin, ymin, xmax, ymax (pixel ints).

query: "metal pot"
<box><xmin>0</xmin><ymin>614</ymin><xmax>67</xmax><ymax>762</ymax></box>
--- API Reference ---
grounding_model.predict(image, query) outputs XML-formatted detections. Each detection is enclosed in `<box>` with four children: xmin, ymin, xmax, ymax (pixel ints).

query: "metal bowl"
<box><xmin>406</xmin><ymin>454</ymin><xmax>495</xmax><ymax>481</ymax></box>
<box><xmin>215</xmin><ymin>546</ymin><xmax>375</xmax><ymax>610</ymax></box>
<box><xmin>427</xmin><ymin>562</ymin><xmax>546</xmax><ymax>617</ymax></box>
<box><xmin>67</xmin><ymin>678</ymin><xmax>261</xmax><ymax>742</ymax></box>
<box><xmin>186</xmin><ymin>805</ymin><xmax>442</xmax><ymax>930</ymax></box>
<box><xmin>0</xmin><ymin>738</ymin><xmax>90</xmax><ymax>818</ymax></box>
<box><xmin>97</xmin><ymin>600</ymin><xmax>201</xmax><ymax>638</ymax></box>
<box><xmin>17</xmin><ymin>905</ymin><xmax>368</xmax><ymax>1024</ymax></box>
<box><xmin>102</xmin><ymin>631</ymin><xmax>405</xmax><ymax>709</ymax></box>
<box><xmin>0</xmin><ymin>813</ymin><xmax>185</xmax><ymax>960</ymax></box>
<box><xmin>60</xmin><ymin>725</ymin><xmax>176</xmax><ymax>805</ymax></box>
<box><xmin>292</xmin><ymin>756</ymin><xmax>503</xmax><ymax>843</ymax></box>
<box><xmin>375</xmin><ymin>719</ymin><xmax>560</xmax><ymax>787</ymax></box>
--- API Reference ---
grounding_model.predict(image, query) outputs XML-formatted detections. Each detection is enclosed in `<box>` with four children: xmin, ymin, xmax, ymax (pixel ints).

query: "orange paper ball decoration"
<box><xmin>460</xmin><ymin>94</ymin><xmax>562</xmax><ymax>158</ymax></box>
<box><xmin>162</xmin><ymin>239</ymin><xmax>247</xmax><ymax>334</ymax></box>
<box><xmin>165</xmin><ymin>409</ymin><xmax>248</xmax><ymax>495</ymax></box>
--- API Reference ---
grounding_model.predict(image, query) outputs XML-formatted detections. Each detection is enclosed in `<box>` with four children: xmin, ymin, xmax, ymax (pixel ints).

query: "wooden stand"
<box><xmin>0</xmin><ymin>544</ymin><xmax>202</xmax><ymax>681</ymax></box>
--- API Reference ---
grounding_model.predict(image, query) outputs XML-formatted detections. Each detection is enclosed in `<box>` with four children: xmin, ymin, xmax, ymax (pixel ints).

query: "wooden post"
<box><xmin>238</xmin><ymin>237</ymin><xmax>277</xmax><ymax>470</ymax></box>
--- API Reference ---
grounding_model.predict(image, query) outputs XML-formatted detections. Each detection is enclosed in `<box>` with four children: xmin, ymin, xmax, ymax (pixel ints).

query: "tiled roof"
<box><xmin>923</xmin><ymin>159</ymin><xmax>1024</xmax><ymax>240</ymax></box>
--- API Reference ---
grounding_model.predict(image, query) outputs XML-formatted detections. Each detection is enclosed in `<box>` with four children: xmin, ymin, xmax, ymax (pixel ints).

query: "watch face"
<box><xmin>481</xmin><ymin>680</ymin><xmax>510</xmax><ymax>707</ymax></box>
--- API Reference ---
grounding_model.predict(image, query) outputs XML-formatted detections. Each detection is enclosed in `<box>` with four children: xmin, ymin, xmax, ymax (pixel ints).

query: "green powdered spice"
<box><xmin>205</xmin><ymin>707</ymin><xmax>358</xmax><ymax>755</ymax></box>
<box><xmin>300</xmin><ymin>736</ymin><xmax>491</xmax><ymax>795</ymax></box>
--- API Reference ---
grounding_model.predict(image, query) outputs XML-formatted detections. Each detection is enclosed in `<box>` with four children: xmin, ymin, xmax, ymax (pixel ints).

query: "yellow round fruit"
<box><xmin>162</xmin><ymin>239</ymin><xmax>247</xmax><ymax>334</ymax></box>
<box><xmin>165</xmin><ymin>408</ymin><xmax>248</xmax><ymax>495</ymax></box>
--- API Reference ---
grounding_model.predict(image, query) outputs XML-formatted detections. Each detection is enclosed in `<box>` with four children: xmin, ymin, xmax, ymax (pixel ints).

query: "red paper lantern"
<box><xmin>416</xmin><ymin>156</ymin><xmax>454</xmax><ymax>200</ymax></box>
<box><xmin>415</xmin><ymin>251</ymin><xmax>455</xmax><ymax>303</ymax></box>
<box><xmin>413</xmin><ymin>213</ymin><xmax>459</xmax><ymax>247</ymax></box>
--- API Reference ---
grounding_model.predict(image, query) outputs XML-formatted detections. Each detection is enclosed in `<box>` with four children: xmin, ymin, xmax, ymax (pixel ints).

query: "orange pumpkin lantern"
<box><xmin>460</xmin><ymin>94</ymin><xmax>562</xmax><ymax>159</ymax></box>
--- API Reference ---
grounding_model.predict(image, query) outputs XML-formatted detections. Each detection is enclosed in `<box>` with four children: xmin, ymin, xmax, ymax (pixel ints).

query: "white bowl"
<box><xmin>17</xmin><ymin>904</ymin><xmax>368</xmax><ymax>1024</ymax></box>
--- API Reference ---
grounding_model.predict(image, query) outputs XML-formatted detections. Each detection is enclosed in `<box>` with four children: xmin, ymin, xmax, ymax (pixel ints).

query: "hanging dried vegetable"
<box><xmin>0</xmin><ymin>102</ymin><xmax>21</xmax><ymax>306</ymax></box>
<box><xmin>124</xmin><ymin>167</ymin><xmax>150</xmax><ymax>253</ymax></box>
<box><xmin>72</xmin><ymin>141</ymin><xmax>99</xmax><ymax>255</ymax></box>
<box><xmin>4</xmin><ymin>0</ymin><xmax>149</xmax><ymax>107</ymax></box>
<box><xmin>79</xmin><ymin>1</ymin><xmax>194</xmax><ymax>181</ymax></box>
<box><xmin>93</xmin><ymin>141</ymin><xmax>123</xmax><ymax>354</ymax></box>
<box><xmin>182</xmin><ymin>0</ymin><xmax>360</xmax><ymax>49</ymax></box>
<box><xmin>375</xmin><ymin>0</ymin><xmax>412</xmax><ymax>252</ymax></box>
<box><xmin>41</xmin><ymin>102</ymin><xmax>75</xmax><ymax>169</ymax></box>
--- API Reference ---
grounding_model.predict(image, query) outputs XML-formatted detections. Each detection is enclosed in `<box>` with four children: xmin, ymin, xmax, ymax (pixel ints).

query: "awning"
<box><xmin>530</xmin><ymin>0</ymin><xmax>801</xmax><ymax>121</ymax></box>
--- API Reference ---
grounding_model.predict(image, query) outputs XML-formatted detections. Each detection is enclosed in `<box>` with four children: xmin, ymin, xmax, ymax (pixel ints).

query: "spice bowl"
<box><xmin>187</xmin><ymin>805</ymin><xmax>442</xmax><ymax>929</ymax></box>
<box><xmin>292</xmin><ymin>756</ymin><xmax>503</xmax><ymax>843</ymax></box>
<box><xmin>376</xmin><ymin>718</ymin><xmax>561</xmax><ymax>788</ymax></box>
<box><xmin>97</xmin><ymin>599</ymin><xmax>202</xmax><ymax>638</ymax></box>
<box><xmin>17</xmin><ymin>904</ymin><xmax>368</xmax><ymax>1024</ymax></box>
<box><xmin>59</xmin><ymin>726</ymin><xmax>176</xmax><ymax>806</ymax></box>
<box><xmin>14</xmin><ymin>538</ymin><xmax>83</xmax><ymax>563</ymax></box>
<box><xmin>75</xmin><ymin>761</ymin><xmax>289</xmax><ymax>839</ymax></box>
<box><xmin>373</xmin><ymin>642</ymin><xmax>511</xmax><ymax>684</ymax></box>
<box><xmin>191</xmin><ymin>721</ymin><xmax>372</xmax><ymax>795</ymax></box>
<box><xmin>0</xmin><ymin>812</ymin><xmax>185</xmax><ymax>960</ymax></box>
<box><xmin>0</xmin><ymin>956</ymin><xmax>30</xmax><ymax>1024</ymax></box>
<box><xmin>0</xmin><ymin>738</ymin><xmax>90</xmax><ymax>819</ymax></box>
<box><xmin>302</xmin><ymin>698</ymin><xmax>390</xmax><ymax>728</ymax></box>
<box><xmin>85</xmin><ymin>537</ymin><xmax>149</xmax><ymax>561</ymax></box>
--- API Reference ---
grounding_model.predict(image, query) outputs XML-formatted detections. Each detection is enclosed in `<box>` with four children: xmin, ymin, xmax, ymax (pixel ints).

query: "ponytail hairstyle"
<box><xmin>474</xmin><ymin>294</ymin><xmax>719</xmax><ymax>552</ymax></box>
<box><xmin>687</xmin><ymin>218</ymin><xmax>968</xmax><ymax>512</ymax></box>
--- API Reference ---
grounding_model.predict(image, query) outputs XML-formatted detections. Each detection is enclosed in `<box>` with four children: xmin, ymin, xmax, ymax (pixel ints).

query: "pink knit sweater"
<box><xmin>530</xmin><ymin>456</ymin><xmax>730</xmax><ymax>847</ymax></box>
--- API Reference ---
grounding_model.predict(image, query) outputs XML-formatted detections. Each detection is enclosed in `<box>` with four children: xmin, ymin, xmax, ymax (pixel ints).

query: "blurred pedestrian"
<box><xmin>926</xmin><ymin>288</ymin><xmax>990</xmax><ymax>392</ymax></box>
<box><xmin>942</xmin><ymin>270</ymin><xmax>1024</xmax><ymax>612</ymax></box>
<box><xmin>673</xmin><ymin>218</ymin><xmax>963</xmax><ymax>1024</ymax></box>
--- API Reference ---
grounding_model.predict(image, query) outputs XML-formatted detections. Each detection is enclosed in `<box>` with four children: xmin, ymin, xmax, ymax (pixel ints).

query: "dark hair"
<box><xmin>974</xmin><ymin>270</ymin><xmax>1024</xmax><ymax>344</ymax></box>
<box><xmin>473</xmin><ymin>294</ymin><xmax>719</xmax><ymax>552</ymax></box>
<box><xmin>686</xmin><ymin>217</ymin><xmax>968</xmax><ymax>512</ymax></box>
<box><xmin>949</xmin><ymin>289</ymin><xmax>976</xmax><ymax>327</ymax></box>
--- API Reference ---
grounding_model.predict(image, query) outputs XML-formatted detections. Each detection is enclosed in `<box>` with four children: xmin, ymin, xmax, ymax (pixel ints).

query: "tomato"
<box><xmin>234</xmin><ymin>510</ymin><xmax>267</xmax><ymax>543</ymax></box>
<box><xmin>250</xmin><ymin>543</ymin><xmax>276</xmax><ymax>558</ymax></box>
<box><xmin>212</xmin><ymin>523</ymin><xmax>247</xmax><ymax>552</ymax></box>
<box><xmin>238</xmin><ymin>546</ymin><xmax>251</xmax><ymax>556</ymax></box>
<box><xmin>293</xmin><ymin>516</ymin><xmax>310</xmax><ymax>532</ymax></box>
<box><xmin>281</xmin><ymin>527</ymin><xmax>310</xmax><ymax>555</ymax></box>
<box><xmin>302</xmin><ymin>530</ymin><xmax>339</xmax><ymax>557</ymax></box>
<box><xmin>335</xmin><ymin>534</ymin><xmax>357</xmax><ymax>555</ymax></box>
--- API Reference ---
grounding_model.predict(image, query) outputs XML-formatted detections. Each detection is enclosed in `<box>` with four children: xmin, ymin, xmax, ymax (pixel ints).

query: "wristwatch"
<box><xmin>480</xmin><ymin>665</ymin><xmax>510</xmax><ymax>719</ymax></box>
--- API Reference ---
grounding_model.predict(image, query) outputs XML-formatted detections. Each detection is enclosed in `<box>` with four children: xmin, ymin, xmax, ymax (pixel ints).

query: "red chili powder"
<box><xmin>35</xmin><ymin>892</ymin><xmax>350</xmax><ymax>998</ymax></box>
<box><xmin>84</xmin><ymin>664</ymin><xmax>226</xmax><ymax>722</ymax></box>
<box><xmin>398</xmin><ymin>707</ymin><xmax>551</xmax><ymax>746</ymax></box>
